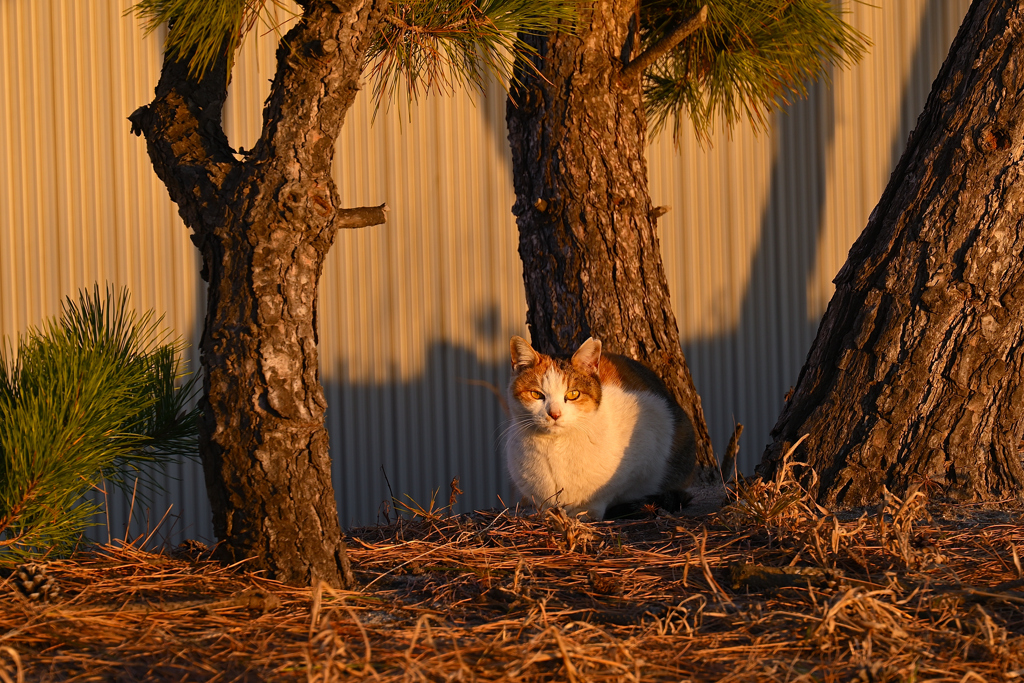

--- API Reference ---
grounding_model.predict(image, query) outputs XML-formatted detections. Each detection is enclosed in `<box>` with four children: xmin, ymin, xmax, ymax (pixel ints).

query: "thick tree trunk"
<box><xmin>130</xmin><ymin>0</ymin><xmax>386</xmax><ymax>585</ymax></box>
<box><xmin>759</xmin><ymin>0</ymin><xmax>1024</xmax><ymax>507</ymax></box>
<box><xmin>506</xmin><ymin>2</ymin><xmax>717</xmax><ymax>481</ymax></box>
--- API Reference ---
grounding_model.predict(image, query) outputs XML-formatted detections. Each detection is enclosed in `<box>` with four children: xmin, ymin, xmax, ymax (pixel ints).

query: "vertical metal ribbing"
<box><xmin>0</xmin><ymin>0</ymin><xmax>973</xmax><ymax>536</ymax></box>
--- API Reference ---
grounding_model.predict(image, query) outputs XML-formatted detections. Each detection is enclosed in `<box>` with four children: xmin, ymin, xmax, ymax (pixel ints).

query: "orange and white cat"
<box><xmin>504</xmin><ymin>336</ymin><xmax>695</xmax><ymax>520</ymax></box>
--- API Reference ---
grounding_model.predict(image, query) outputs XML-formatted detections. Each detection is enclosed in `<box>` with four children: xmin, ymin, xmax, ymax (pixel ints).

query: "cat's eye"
<box><xmin>565</xmin><ymin>390</ymin><xmax>580</xmax><ymax>401</ymax></box>
<box><xmin>529</xmin><ymin>390</ymin><xmax>544</xmax><ymax>400</ymax></box>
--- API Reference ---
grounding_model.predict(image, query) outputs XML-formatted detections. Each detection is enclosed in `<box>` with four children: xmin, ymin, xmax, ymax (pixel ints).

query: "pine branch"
<box><xmin>641</xmin><ymin>0</ymin><xmax>869</xmax><ymax>142</ymax></box>
<box><xmin>621</xmin><ymin>5</ymin><xmax>707</xmax><ymax>82</ymax></box>
<box><xmin>382</xmin><ymin>12</ymin><xmax>469</xmax><ymax>34</ymax></box>
<box><xmin>336</xmin><ymin>204</ymin><xmax>389</xmax><ymax>229</ymax></box>
<box><xmin>129</xmin><ymin>0</ymin><xmax>575</xmax><ymax>109</ymax></box>
<box><xmin>248</xmin><ymin>0</ymin><xmax>385</xmax><ymax>182</ymax></box>
<box><xmin>0</xmin><ymin>286</ymin><xmax>199</xmax><ymax>559</ymax></box>
<box><xmin>128</xmin><ymin>37</ymin><xmax>237</xmax><ymax>241</ymax></box>
<box><xmin>367</xmin><ymin>0</ymin><xmax>575</xmax><ymax>113</ymax></box>
<box><xmin>129</xmin><ymin>0</ymin><xmax>295</xmax><ymax>78</ymax></box>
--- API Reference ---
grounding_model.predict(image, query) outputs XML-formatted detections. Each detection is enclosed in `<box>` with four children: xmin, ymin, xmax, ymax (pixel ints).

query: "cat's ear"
<box><xmin>510</xmin><ymin>336</ymin><xmax>540</xmax><ymax>371</ymax></box>
<box><xmin>571</xmin><ymin>337</ymin><xmax>602</xmax><ymax>374</ymax></box>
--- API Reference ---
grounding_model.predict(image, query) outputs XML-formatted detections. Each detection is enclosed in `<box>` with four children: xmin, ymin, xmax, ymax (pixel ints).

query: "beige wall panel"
<box><xmin>1</xmin><ymin>0</ymin><xmax>60</xmax><ymax>338</ymax></box>
<box><xmin>0</xmin><ymin>1</ymin><xmax>971</xmax><ymax>539</ymax></box>
<box><xmin>0</xmin><ymin>0</ymin><xmax>209</xmax><ymax>544</ymax></box>
<box><xmin>321</xmin><ymin>79</ymin><xmax>526</xmax><ymax>522</ymax></box>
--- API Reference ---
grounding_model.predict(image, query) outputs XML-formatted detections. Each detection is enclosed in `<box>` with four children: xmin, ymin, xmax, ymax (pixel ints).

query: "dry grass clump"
<box><xmin>2</xmin><ymin>469</ymin><xmax>1023</xmax><ymax>681</ymax></box>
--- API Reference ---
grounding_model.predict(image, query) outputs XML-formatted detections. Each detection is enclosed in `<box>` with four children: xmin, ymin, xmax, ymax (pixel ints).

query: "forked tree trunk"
<box><xmin>129</xmin><ymin>0</ymin><xmax>386</xmax><ymax>585</ymax></box>
<box><xmin>506</xmin><ymin>2</ymin><xmax>717</xmax><ymax>480</ymax></box>
<box><xmin>759</xmin><ymin>0</ymin><xmax>1024</xmax><ymax>507</ymax></box>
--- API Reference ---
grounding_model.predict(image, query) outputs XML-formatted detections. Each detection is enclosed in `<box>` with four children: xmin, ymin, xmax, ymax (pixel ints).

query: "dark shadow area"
<box><xmin>680</xmin><ymin>0</ymin><xmax>963</xmax><ymax>474</ymax></box>
<box><xmin>326</xmin><ymin>307</ymin><xmax>514</xmax><ymax>529</ymax></box>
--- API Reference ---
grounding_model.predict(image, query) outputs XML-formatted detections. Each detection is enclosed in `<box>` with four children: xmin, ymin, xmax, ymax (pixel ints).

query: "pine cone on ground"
<box><xmin>12</xmin><ymin>563</ymin><xmax>60</xmax><ymax>602</ymax></box>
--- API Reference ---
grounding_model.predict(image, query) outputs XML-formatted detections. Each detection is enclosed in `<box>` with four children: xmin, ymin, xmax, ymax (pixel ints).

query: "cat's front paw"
<box><xmin>566</xmin><ymin>502</ymin><xmax>607</xmax><ymax>521</ymax></box>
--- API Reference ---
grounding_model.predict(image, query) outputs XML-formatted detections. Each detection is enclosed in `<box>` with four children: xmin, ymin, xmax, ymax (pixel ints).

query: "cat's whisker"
<box><xmin>499</xmin><ymin>416</ymin><xmax>533</xmax><ymax>441</ymax></box>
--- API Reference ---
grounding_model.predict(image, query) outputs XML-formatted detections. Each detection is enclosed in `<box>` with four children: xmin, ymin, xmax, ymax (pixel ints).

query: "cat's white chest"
<box><xmin>505</xmin><ymin>385</ymin><xmax>674</xmax><ymax>519</ymax></box>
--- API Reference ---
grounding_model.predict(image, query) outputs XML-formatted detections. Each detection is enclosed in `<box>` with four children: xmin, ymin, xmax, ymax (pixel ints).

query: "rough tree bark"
<box><xmin>759</xmin><ymin>0</ymin><xmax>1024</xmax><ymax>507</ymax></box>
<box><xmin>506</xmin><ymin>2</ymin><xmax>717</xmax><ymax>481</ymax></box>
<box><xmin>129</xmin><ymin>0</ymin><xmax>386</xmax><ymax>585</ymax></box>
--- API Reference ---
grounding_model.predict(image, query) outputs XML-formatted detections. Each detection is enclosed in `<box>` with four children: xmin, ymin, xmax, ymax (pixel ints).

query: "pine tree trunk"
<box><xmin>129</xmin><ymin>0</ymin><xmax>385</xmax><ymax>585</ymax></box>
<box><xmin>506</xmin><ymin>1</ymin><xmax>716</xmax><ymax>479</ymax></box>
<box><xmin>759</xmin><ymin>0</ymin><xmax>1024</xmax><ymax>507</ymax></box>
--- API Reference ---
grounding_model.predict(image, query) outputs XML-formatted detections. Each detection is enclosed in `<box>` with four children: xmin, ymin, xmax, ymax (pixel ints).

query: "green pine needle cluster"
<box><xmin>0</xmin><ymin>286</ymin><xmax>200</xmax><ymax>560</ymax></box>
<box><xmin>130</xmin><ymin>0</ymin><xmax>294</xmax><ymax>79</ymax></box>
<box><xmin>130</xmin><ymin>0</ymin><xmax>573</xmax><ymax>104</ymax></box>
<box><xmin>131</xmin><ymin>0</ymin><xmax>866</xmax><ymax>142</ymax></box>
<box><xmin>368</xmin><ymin>0</ymin><xmax>575</xmax><ymax>111</ymax></box>
<box><xmin>642</xmin><ymin>0</ymin><xmax>869</xmax><ymax>141</ymax></box>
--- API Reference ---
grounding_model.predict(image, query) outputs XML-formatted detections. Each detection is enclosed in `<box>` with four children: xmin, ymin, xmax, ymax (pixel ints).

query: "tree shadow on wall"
<box><xmin>680</xmin><ymin>73</ymin><xmax>836</xmax><ymax>474</ymax></box>
<box><xmin>324</xmin><ymin>309</ymin><xmax>516</xmax><ymax>528</ymax></box>
<box><xmin>679</xmin><ymin>0</ymin><xmax>962</xmax><ymax>474</ymax></box>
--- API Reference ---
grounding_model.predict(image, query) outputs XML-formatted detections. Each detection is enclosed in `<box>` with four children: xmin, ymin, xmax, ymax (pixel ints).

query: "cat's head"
<box><xmin>508</xmin><ymin>336</ymin><xmax>603</xmax><ymax>431</ymax></box>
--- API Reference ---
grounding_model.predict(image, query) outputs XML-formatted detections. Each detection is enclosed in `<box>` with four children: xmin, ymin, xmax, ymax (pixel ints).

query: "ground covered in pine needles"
<box><xmin>3</xmin><ymin>470</ymin><xmax>1024</xmax><ymax>682</ymax></box>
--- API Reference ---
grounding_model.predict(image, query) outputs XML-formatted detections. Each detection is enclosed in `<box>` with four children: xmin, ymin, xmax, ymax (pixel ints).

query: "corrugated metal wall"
<box><xmin>0</xmin><ymin>0</ymin><xmax>971</xmax><ymax>543</ymax></box>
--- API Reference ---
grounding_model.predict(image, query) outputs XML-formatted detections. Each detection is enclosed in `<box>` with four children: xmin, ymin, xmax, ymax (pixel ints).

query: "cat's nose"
<box><xmin>548</xmin><ymin>409</ymin><xmax>561</xmax><ymax>420</ymax></box>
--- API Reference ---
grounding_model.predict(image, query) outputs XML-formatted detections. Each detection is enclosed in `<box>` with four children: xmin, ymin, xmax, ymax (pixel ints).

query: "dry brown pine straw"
<box><xmin>1</xmin><ymin>481</ymin><xmax>1023</xmax><ymax>682</ymax></box>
